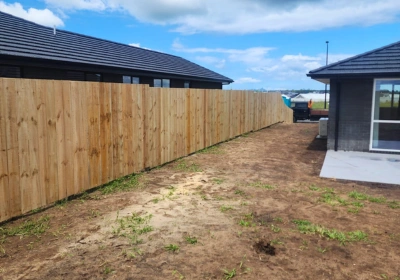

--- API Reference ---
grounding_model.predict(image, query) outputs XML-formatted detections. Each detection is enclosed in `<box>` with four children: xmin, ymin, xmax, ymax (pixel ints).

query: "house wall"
<box><xmin>328</xmin><ymin>78</ymin><xmax>374</xmax><ymax>151</ymax></box>
<box><xmin>0</xmin><ymin>61</ymin><xmax>225</xmax><ymax>89</ymax></box>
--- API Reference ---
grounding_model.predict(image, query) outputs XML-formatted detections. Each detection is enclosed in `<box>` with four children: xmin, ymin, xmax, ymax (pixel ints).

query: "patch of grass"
<box><xmin>352</xmin><ymin>201</ymin><xmax>364</xmax><ymax>208</ymax></box>
<box><xmin>213</xmin><ymin>178</ymin><xmax>225</xmax><ymax>184</ymax></box>
<box><xmin>165</xmin><ymin>244</ymin><xmax>180</xmax><ymax>253</ymax></box>
<box><xmin>309</xmin><ymin>185</ymin><xmax>321</xmax><ymax>191</ymax></box>
<box><xmin>222</xmin><ymin>268</ymin><xmax>236</xmax><ymax>279</ymax></box>
<box><xmin>112</xmin><ymin>212</ymin><xmax>153</xmax><ymax>245</ymax></box>
<box><xmin>197</xmin><ymin>145</ymin><xmax>224</xmax><ymax>154</ymax></box>
<box><xmin>55</xmin><ymin>198</ymin><xmax>68</xmax><ymax>208</ymax></box>
<box><xmin>239</xmin><ymin>213</ymin><xmax>255</xmax><ymax>227</ymax></box>
<box><xmin>348</xmin><ymin>191</ymin><xmax>369</xmax><ymax>200</ymax></box>
<box><xmin>175</xmin><ymin>160</ymin><xmax>202</xmax><ymax>172</ymax></box>
<box><xmin>185</xmin><ymin>236</ymin><xmax>198</xmax><ymax>244</ymax></box>
<box><xmin>101</xmin><ymin>174</ymin><xmax>142</xmax><ymax>195</ymax></box>
<box><xmin>348</xmin><ymin>191</ymin><xmax>387</xmax><ymax>204</ymax></box>
<box><xmin>234</xmin><ymin>189</ymin><xmax>246</xmax><ymax>196</ymax></box>
<box><xmin>317</xmin><ymin>247</ymin><xmax>328</xmax><ymax>254</ymax></box>
<box><xmin>172</xmin><ymin>270</ymin><xmax>185</xmax><ymax>280</ymax></box>
<box><xmin>273</xmin><ymin>217</ymin><xmax>283</xmax><ymax>223</ymax></box>
<box><xmin>220</xmin><ymin>205</ymin><xmax>234</xmax><ymax>212</ymax></box>
<box><xmin>348</xmin><ymin>208</ymin><xmax>359</xmax><ymax>214</ymax></box>
<box><xmin>103</xmin><ymin>266</ymin><xmax>114</xmax><ymax>275</ymax></box>
<box><xmin>250</xmin><ymin>182</ymin><xmax>274</xmax><ymax>190</ymax></box>
<box><xmin>292</xmin><ymin>219</ymin><xmax>367</xmax><ymax>245</ymax></box>
<box><xmin>0</xmin><ymin>216</ymin><xmax>50</xmax><ymax>238</ymax></box>
<box><xmin>270</xmin><ymin>239</ymin><xmax>284</xmax><ymax>245</ymax></box>
<box><xmin>388</xmin><ymin>201</ymin><xmax>400</xmax><ymax>209</ymax></box>
<box><xmin>270</xmin><ymin>224</ymin><xmax>281</xmax><ymax>233</ymax></box>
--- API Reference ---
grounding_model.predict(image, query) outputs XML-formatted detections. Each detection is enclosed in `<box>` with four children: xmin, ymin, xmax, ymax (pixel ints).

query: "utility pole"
<box><xmin>324</xmin><ymin>41</ymin><xmax>329</xmax><ymax>109</ymax></box>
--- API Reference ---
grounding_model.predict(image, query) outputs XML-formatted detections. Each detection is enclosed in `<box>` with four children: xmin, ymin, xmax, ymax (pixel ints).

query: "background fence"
<box><xmin>0</xmin><ymin>78</ymin><xmax>293</xmax><ymax>222</ymax></box>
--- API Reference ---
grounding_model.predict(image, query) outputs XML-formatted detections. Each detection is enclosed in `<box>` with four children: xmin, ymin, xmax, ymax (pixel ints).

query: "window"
<box><xmin>153</xmin><ymin>78</ymin><xmax>170</xmax><ymax>88</ymax></box>
<box><xmin>370</xmin><ymin>79</ymin><xmax>400</xmax><ymax>151</ymax></box>
<box><xmin>123</xmin><ymin>76</ymin><xmax>140</xmax><ymax>84</ymax></box>
<box><xmin>86</xmin><ymin>73</ymin><xmax>102</xmax><ymax>82</ymax></box>
<box><xmin>184</xmin><ymin>81</ymin><xmax>190</xmax><ymax>88</ymax></box>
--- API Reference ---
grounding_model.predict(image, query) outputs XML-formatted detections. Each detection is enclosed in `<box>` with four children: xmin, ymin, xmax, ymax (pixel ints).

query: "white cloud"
<box><xmin>0</xmin><ymin>1</ymin><xmax>64</xmax><ymax>27</ymax></box>
<box><xmin>195</xmin><ymin>56</ymin><xmax>226</xmax><ymax>68</ymax></box>
<box><xmin>39</xmin><ymin>0</ymin><xmax>400</xmax><ymax>34</ymax></box>
<box><xmin>173</xmin><ymin>39</ymin><xmax>274</xmax><ymax>66</ymax></box>
<box><xmin>129</xmin><ymin>43</ymin><xmax>141</xmax><ymax>47</ymax></box>
<box><xmin>235</xmin><ymin>77</ymin><xmax>261</xmax><ymax>84</ymax></box>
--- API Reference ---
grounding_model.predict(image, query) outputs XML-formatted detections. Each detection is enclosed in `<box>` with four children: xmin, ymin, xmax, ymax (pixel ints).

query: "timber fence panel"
<box><xmin>0</xmin><ymin>78</ymin><xmax>292</xmax><ymax>222</ymax></box>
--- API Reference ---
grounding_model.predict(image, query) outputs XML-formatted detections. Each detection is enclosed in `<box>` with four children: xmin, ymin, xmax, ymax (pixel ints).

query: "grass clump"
<box><xmin>0</xmin><ymin>216</ymin><xmax>50</xmax><ymax>238</ymax></box>
<box><xmin>112</xmin><ymin>212</ymin><xmax>153</xmax><ymax>245</ymax></box>
<box><xmin>348</xmin><ymin>191</ymin><xmax>387</xmax><ymax>204</ymax></box>
<box><xmin>239</xmin><ymin>213</ymin><xmax>255</xmax><ymax>227</ymax></box>
<box><xmin>175</xmin><ymin>160</ymin><xmax>202</xmax><ymax>172</ymax></box>
<box><xmin>222</xmin><ymin>268</ymin><xmax>236</xmax><ymax>279</ymax></box>
<box><xmin>101</xmin><ymin>174</ymin><xmax>142</xmax><ymax>195</ymax></box>
<box><xmin>292</xmin><ymin>219</ymin><xmax>368</xmax><ymax>245</ymax></box>
<box><xmin>185</xmin><ymin>236</ymin><xmax>198</xmax><ymax>244</ymax></box>
<box><xmin>250</xmin><ymin>182</ymin><xmax>274</xmax><ymax>190</ymax></box>
<box><xmin>220</xmin><ymin>205</ymin><xmax>234</xmax><ymax>212</ymax></box>
<box><xmin>197</xmin><ymin>145</ymin><xmax>224</xmax><ymax>155</ymax></box>
<box><xmin>165</xmin><ymin>244</ymin><xmax>180</xmax><ymax>252</ymax></box>
<box><xmin>388</xmin><ymin>201</ymin><xmax>399</xmax><ymax>209</ymax></box>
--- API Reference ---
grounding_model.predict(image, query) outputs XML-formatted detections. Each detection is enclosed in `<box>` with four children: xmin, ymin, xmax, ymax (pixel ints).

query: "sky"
<box><xmin>1</xmin><ymin>1</ymin><xmax>400</xmax><ymax>90</ymax></box>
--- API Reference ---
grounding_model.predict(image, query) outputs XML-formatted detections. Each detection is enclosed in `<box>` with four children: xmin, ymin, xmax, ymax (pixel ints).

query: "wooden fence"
<box><xmin>0</xmin><ymin>78</ymin><xmax>292</xmax><ymax>222</ymax></box>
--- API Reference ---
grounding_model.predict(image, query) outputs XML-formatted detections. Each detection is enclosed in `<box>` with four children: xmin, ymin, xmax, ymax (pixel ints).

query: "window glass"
<box><xmin>162</xmin><ymin>79</ymin><xmax>170</xmax><ymax>88</ymax></box>
<box><xmin>132</xmin><ymin>77</ymin><xmax>140</xmax><ymax>84</ymax></box>
<box><xmin>184</xmin><ymin>81</ymin><xmax>190</xmax><ymax>88</ymax></box>
<box><xmin>154</xmin><ymin>79</ymin><xmax>162</xmax><ymax>88</ymax></box>
<box><xmin>374</xmin><ymin>80</ymin><xmax>400</xmax><ymax>121</ymax></box>
<box><xmin>372</xmin><ymin>123</ymin><xmax>400</xmax><ymax>150</ymax></box>
<box><xmin>123</xmin><ymin>76</ymin><xmax>131</xmax><ymax>84</ymax></box>
<box><xmin>86</xmin><ymin>73</ymin><xmax>102</xmax><ymax>82</ymax></box>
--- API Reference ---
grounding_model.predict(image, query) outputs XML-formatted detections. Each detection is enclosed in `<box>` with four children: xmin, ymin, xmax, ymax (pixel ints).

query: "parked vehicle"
<box><xmin>291</xmin><ymin>102</ymin><xmax>328</xmax><ymax>122</ymax></box>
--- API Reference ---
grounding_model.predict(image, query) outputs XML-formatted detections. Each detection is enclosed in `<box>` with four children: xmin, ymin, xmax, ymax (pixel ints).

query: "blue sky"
<box><xmin>1</xmin><ymin>0</ymin><xmax>400</xmax><ymax>90</ymax></box>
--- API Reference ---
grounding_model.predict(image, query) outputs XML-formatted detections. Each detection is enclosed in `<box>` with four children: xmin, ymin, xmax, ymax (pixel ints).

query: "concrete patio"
<box><xmin>320</xmin><ymin>151</ymin><xmax>400</xmax><ymax>185</ymax></box>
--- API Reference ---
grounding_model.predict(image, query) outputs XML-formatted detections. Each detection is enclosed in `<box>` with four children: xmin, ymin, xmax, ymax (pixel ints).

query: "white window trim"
<box><xmin>370</xmin><ymin>78</ymin><xmax>400</xmax><ymax>152</ymax></box>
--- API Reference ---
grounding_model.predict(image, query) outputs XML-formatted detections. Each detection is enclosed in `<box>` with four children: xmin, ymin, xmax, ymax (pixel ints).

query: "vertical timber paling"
<box><xmin>0</xmin><ymin>78</ymin><xmax>292</xmax><ymax>222</ymax></box>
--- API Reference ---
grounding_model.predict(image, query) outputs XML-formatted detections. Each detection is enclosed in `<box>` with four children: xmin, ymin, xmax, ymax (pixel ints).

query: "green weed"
<box><xmin>309</xmin><ymin>185</ymin><xmax>320</xmax><ymax>191</ymax></box>
<box><xmin>172</xmin><ymin>270</ymin><xmax>185</xmax><ymax>280</ymax></box>
<box><xmin>103</xmin><ymin>266</ymin><xmax>114</xmax><ymax>275</ymax></box>
<box><xmin>223</xmin><ymin>268</ymin><xmax>236</xmax><ymax>279</ymax></box>
<box><xmin>112</xmin><ymin>212</ymin><xmax>153</xmax><ymax>245</ymax></box>
<box><xmin>270</xmin><ymin>239</ymin><xmax>284</xmax><ymax>245</ymax></box>
<box><xmin>292</xmin><ymin>219</ymin><xmax>367</xmax><ymax>245</ymax></box>
<box><xmin>250</xmin><ymin>182</ymin><xmax>274</xmax><ymax>190</ymax></box>
<box><xmin>348</xmin><ymin>208</ymin><xmax>359</xmax><ymax>214</ymax></box>
<box><xmin>270</xmin><ymin>224</ymin><xmax>281</xmax><ymax>233</ymax></box>
<box><xmin>0</xmin><ymin>216</ymin><xmax>50</xmax><ymax>238</ymax></box>
<box><xmin>197</xmin><ymin>145</ymin><xmax>224</xmax><ymax>155</ymax></box>
<box><xmin>388</xmin><ymin>201</ymin><xmax>399</xmax><ymax>209</ymax></box>
<box><xmin>165</xmin><ymin>244</ymin><xmax>180</xmax><ymax>253</ymax></box>
<box><xmin>175</xmin><ymin>160</ymin><xmax>202</xmax><ymax>172</ymax></box>
<box><xmin>234</xmin><ymin>189</ymin><xmax>246</xmax><ymax>196</ymax></box>
<box><xmin>220</xmin><ymin>205</ymin><xmax>234</xmax><ymax>212</ymax></box>
<box><xmin>101</xmin><ymin>174</ymin><xmax>142</xmax><ymax>195</ymax></box>
<box><xmin>213</xmin><ymin>178</ymin><xmax>225</xmax><ymax>184</ymax></box>
<box><xmin>273</xmin><ymin>217</ymin><xmax>283</xmax><ymax>223</ymax></box>
<box><xmin>185</xmin><ymin>236</ymin><xmax>198</xmax><ymax>244</ymax></box>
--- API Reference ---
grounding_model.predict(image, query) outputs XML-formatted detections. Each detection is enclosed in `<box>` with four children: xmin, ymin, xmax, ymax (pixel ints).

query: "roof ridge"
<box><xmin>308</xmin><ymin>40</ymin><xmax>400</xmax><ymax>74</ymax></box>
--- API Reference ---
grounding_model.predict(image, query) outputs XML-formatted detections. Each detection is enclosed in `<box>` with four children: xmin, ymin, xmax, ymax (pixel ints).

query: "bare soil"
<box><xmin>1</xmin><ymin>123</ymin><xmax>399</xmax><ymax>280</ymax></box>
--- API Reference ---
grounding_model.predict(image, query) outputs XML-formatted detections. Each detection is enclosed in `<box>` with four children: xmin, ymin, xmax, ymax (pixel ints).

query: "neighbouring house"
<box><xmin>291</xmin><ymin>93</ymin><xmax>330</xmax><ymax>103</ymax></box>
<box><xmin>307</xmin><ymin>41</ymin><xmax>400</xmax><ymax>153</ymax></box>
<box><xmin>0</xmin><ymin>12</ymin><xmax>233</xmax><ymax>89</ymax></box>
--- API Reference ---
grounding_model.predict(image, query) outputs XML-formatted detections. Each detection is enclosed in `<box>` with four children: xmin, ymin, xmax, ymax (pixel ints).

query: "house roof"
<box><xmin>0</xmin><ymin>11</ymin><xmax>233</xmax><ymax>84</ymax></box>
<box><xmin>308</xmin><ymin>41</ymin><xmax>400</xmax><ymax>82</ymax></box>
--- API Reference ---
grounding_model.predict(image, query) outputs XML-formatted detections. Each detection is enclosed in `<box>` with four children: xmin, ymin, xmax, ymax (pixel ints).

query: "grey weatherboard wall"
<box><xmin>327</xmin><ymin>79</ymin><xmax>374</xmax><ymax>152</ymax></box>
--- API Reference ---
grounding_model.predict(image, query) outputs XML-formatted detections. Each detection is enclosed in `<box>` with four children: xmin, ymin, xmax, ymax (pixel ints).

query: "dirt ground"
<box><xmin>1</xmin><ymin>123</ymin><xmax>399</xmax><ymax>280</ymax></box>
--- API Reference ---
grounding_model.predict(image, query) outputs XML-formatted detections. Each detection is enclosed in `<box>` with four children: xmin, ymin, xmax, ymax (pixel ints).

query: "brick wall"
<box><xmin>327</xmin><ymin>78</ymin><xmax>374</xmax><ymax>151</ymax></box>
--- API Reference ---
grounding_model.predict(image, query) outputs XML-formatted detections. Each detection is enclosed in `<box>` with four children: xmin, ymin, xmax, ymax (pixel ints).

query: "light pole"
<box><xmin>324</xmin><ymin>41</ymin><xmax>329</xmax><ymax>109</ymax></box>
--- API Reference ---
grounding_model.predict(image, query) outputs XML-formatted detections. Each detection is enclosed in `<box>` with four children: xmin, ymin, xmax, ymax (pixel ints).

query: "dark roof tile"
<box><xmin>0</xmin><ymin>11</ymin><xmax>233</xmax><ymax>83</ymax></box>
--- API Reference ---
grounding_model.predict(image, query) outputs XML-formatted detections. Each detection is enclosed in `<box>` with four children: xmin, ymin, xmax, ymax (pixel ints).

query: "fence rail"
<box><xmin>0</xmin><ymin>78</ymin><xmax>292</xmax><ymax>222</ymax></box>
